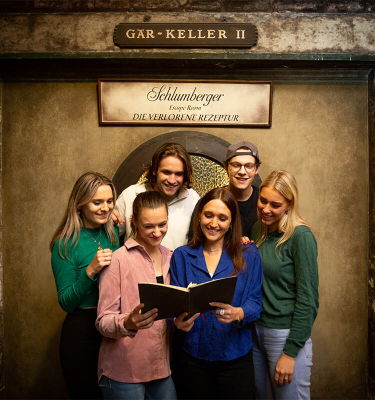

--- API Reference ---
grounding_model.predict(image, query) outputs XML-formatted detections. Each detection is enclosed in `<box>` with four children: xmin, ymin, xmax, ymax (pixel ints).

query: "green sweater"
<box><xmin>251</xmin><ymin>222</ymin><xmax>319</xmax><ymax>357</ymax></box>
<box><xmin>51</xmin><ymin>225</ymin><xmax>119</xmax><ymax>313</ymax></box>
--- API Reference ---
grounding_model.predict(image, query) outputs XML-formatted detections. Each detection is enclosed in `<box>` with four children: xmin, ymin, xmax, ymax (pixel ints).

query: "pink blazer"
<box><xmin>96</xmin><ymin>238</ymin><xmax>173</xmax><ymax>383</ymax></box>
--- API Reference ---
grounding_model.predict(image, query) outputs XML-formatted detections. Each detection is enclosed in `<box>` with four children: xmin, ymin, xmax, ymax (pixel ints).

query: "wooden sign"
<box><xmin>98</xmin><ymin>79</ymin><xmax>272</xmax><ymax>127</ymax></box>
<box><xmin>114</xmin><ymin>23</ymin><xmax>258</xmax><ymax>48</ymax></box>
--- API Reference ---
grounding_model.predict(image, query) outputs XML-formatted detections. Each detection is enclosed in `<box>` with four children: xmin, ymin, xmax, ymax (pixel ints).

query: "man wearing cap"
<box><xmin>224</xmin><ymin>141</ymin><xmax>261</xmax><ymax>239</ymax></box>
<box><xmin>188</xmin><ymin>140</ymin><xmax>261</xmax><ymax>241</ymax></box>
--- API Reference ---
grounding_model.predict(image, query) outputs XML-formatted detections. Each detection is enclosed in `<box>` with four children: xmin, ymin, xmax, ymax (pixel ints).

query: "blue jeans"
<box><xmin>252</xmin><ymin>323</ymin><xmax>313</xmax><ymax>400</ymax></box>
<box><xmin>99</xmin><ymin>375</ymin><xmax>177</xmax><ymax>400</ymax></box>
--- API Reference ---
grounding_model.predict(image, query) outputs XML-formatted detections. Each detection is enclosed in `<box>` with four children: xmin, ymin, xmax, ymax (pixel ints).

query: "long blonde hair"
<box><xmin>49</xmin><ymin>172</ymin><xmax>118</xmax><ymax>258</ymax></box>
<box><xmin>256</xmin><ymin>170</ymin><xmax>308</xmax><ymax>249</ymax></box>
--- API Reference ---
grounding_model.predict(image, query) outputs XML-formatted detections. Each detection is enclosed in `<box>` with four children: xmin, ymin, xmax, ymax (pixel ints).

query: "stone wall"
<box><xmin>0</xmin><ymin>12</ymin><xmax>374</xmax><ymax>56</ymax></box>
<box><xmin>0</xmin><ymin>0</ymin><xmax>373</xmax><ymax>13</ymax></box>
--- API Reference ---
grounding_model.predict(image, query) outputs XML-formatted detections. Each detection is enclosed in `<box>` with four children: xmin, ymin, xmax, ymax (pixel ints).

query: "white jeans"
<box><xmin>252</xmin><ymin>322</ymin><xmax>313</xmax><ymax>400</ymax></box>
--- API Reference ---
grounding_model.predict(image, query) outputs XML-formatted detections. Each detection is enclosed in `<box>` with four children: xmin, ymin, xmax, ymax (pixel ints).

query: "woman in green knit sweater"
<box><xmin>251</xmin><ymin>170</ymin><xmax>319</xmax><ymax>400</ymax></box>
<box><xmin>50</xmin><ymin>172</ymin><xmax>119</xmax><ymax>399</ymax></box>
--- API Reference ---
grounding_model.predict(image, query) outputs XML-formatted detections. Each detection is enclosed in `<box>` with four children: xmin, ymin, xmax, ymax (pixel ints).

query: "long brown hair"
<box><xmin>49</xmin><ymin>172</ymin><xmax>118</xmax><ymax>258</ymax></box>
<box><xmin>130</xmin><ymin>191</ymin><xmax>168</xmax><ymax>237</ymax></box>
<box><xmin>144</xmin><ymin>143</ymin><xmax>194</xmax><ymax>189</ymax></box>
<box><xmin>189</xmin><ymin>188</ymin><xmax>245</xmax><ymax>274</ymax></box>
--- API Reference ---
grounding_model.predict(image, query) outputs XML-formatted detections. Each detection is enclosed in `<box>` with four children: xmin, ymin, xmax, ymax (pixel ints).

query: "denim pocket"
<box><xmin>302</xmin><ymin>338</ymin><xmax>313</xmax><ymax>359</ymax></box>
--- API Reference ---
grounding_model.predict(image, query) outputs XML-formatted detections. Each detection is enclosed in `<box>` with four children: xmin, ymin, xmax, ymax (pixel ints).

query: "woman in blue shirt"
<box><xmin>170</xmin><ymin>188</ymin><xmax>263</xmax><ymax>399</ymax></box>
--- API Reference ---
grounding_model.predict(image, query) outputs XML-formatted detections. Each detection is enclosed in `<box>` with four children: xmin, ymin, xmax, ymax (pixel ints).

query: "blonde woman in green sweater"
<box><xmin>50</xmin><ymin>172</ymin><xmax>119</xmax><ymax>399</ymax></box>
<box><xmin>251</xmin><ymin>170</ymin><xmax>319</xmax><ymax>400</ymax></box>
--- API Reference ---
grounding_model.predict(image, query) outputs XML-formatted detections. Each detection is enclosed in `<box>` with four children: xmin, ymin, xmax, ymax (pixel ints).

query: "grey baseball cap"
<box><xmin>225</xmin><ymin>141</ymin><xmax>260</xmax><ymax>163</ymax></box>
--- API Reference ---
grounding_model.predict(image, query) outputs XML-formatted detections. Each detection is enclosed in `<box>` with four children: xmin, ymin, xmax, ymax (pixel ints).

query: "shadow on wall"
<box><xmin>31</xmin><ymin>324</ymin><xmax>68</xmax><ymax>399</ymax></box>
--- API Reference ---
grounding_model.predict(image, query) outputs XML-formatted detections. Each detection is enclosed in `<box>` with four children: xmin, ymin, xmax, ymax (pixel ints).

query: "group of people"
<box><xmin>50</xmin><ymin>141</ymin><xmax>319</xmax><ymax>400</ymax></box>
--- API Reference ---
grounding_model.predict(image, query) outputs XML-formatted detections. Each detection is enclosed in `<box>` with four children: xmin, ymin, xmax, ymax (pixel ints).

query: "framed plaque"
<box><xmin>113</xmin><ymin>23</ymin><xmax>258</xmax><ymax>48</ymax></box>
<box><xmin>98</xmin><ymin>79</ymin><xmax>272</xmax><ymax>127</ymax></box>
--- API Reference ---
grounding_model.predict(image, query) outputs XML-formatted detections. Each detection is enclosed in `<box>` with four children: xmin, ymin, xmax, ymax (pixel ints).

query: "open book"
<box><xmin>138</xmin><ymin>276</ymin><xmax>238</xmax><ymax>320</ymax></box>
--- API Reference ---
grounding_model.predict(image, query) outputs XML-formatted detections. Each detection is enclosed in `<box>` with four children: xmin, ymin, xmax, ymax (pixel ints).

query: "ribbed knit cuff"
<box><xmin>283</xmin><ymin>340</ymin><xmax>300</xmax><ymax>358</ymax></box>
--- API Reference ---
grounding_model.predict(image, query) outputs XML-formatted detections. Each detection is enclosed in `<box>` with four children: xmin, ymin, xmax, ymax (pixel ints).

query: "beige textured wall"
<box><xmin>2</xmin><ymin>82</ymin><xmax>368</xmax><ymax>398</ymax></box>
<box><xmin>1</xmin><ymin>12</ymin><xmax>375</xmax><ymax>55</ymax></box>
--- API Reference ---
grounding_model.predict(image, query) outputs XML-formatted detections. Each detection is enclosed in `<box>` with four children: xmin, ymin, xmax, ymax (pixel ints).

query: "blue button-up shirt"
<box><xmin>169</xmin><ymin>244</ymin><xmax>262</xmax><ymax>362</ymax></box>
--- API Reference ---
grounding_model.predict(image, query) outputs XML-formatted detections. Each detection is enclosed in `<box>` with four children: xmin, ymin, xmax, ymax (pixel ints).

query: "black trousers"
<box><xmin>178</xmin><ymin>349</ymin><xmax>255</xmax><ymax>400</ymax></box>
<box><xmin>60</xmin><ymin>308</ymin><xmax>102</xmax><ymax>399</ymax></box>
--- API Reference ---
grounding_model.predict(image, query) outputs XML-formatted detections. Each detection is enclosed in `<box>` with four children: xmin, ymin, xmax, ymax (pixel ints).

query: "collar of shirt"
<box><xmin>124</xmin><ymin>237</ymin><xmax>171</xmax><ymax>256</ymax></box>
<box><xmin>124</xmin><ymin>238</ymin><xmax>172</xmax><ymax>275</ymax></box>
<box><xmin>135</xmin><ymin>182</ymin><xmax>189</xmax><ymax>206</ymax></box>
<box><xmin>168</xmin><ymin>186</ymin><xmax>189</xmax><ymax>205</ymax></box>
<box><xmin>184</xmin><ymin>244</ymin><xmax>234</xmax><ymax>277</ymax></box>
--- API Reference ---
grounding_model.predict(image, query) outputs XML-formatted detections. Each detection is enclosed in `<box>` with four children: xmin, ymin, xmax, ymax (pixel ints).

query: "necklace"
<box><xmin>150</xmin><ymin>250</ymin><xmax>161</xmax><ymax>263</ymax></box>
<box><xmin>83</xmin><ymin>228</ymin><xmax>102</xmax><ymax>250</ymax></box>
<box><xmin>203</xmin><ymin>247</ymin><xmax>222</xmax><ymax>255</ymax></box>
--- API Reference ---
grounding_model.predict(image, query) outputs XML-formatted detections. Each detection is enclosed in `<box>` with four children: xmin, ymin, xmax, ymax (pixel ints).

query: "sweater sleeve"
<box><xmin>240</xmin><ymin>247</ymin><xmax>263</xmax><ymax>326</ymax></box>
<box><xmin>187</xmin><ymin>201</ymin><xmax>200</xmax><ymax>242</ymax></box>
<box><xmin>115</xmin><ymin>189</ymin><xmax>127</xmax><ymax>236</ymax></box>
<box><xmin>51</xmin><ymin>241</ymin><xmax>97</xmax><ymax>313</ymax></box>
<box><xmin>283</xmin><ymin>230</ymin><xmax>319</xmax><ymax>357</ymax></box>
<box><xmin>166</xmin><ymin>249</ymin><xmax>188</xmax><ymax>328</ymax></box>
<box><xmin>170</xmin><ymin>249</ymin><xmax>188</xmax><ymax>288</ymax></box>
<box><xmin>250</xmin><ymin>221</ymin><xmax>260</xmax><ymax>242</ymax></box>
<box><xmin>96</xmin><ymin>256</ymin><xmax>137</xmax><ymax>339</ymax></box>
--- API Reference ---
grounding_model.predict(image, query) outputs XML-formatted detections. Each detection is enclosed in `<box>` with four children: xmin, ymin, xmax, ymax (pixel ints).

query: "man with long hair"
<box><xmin>114</xmin><ymin>143</ymin><xmax>200</xmax><ymax>250</ymax></box>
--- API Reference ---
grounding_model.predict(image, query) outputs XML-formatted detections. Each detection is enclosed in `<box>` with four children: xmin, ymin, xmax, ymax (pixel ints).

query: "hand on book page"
<box><xmin>173</xmin><ymin>312</ymin><xmax>200</xmax><ymax>332</ymax></box>
<box><xmin>124</xmin><ymin>303</ymin><xmax>158</xmax><ymax>331</ymax></box>
<box><xmin>210</xmin><ymin>302</ymin><xmax>244</xmax><ymax>324</ymax></box>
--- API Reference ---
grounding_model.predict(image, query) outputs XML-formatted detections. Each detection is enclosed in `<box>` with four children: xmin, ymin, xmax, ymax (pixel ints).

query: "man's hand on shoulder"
<box><xmin>111</xmin><ymin>209</ymin><xmax>125</xmax><ymax>225</ymax></box>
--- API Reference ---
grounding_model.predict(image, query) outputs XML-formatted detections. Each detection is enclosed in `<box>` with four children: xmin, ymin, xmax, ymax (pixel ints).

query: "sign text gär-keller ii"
<box><xmin>125</xmin><ymin>28</ymin><xmax>245</xmax><ymax>40</ymax></box>
<box><xmin>114</xmin><ymin>23</ymin><xmax>258</xmax><ymax>48</ymax></box>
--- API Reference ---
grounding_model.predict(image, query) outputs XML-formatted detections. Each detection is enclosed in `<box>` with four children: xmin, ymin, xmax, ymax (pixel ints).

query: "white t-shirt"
<box><xmin>115</xmin><ymin>182</ymin><xmax>200</xmax><ymax>251</ymax></box>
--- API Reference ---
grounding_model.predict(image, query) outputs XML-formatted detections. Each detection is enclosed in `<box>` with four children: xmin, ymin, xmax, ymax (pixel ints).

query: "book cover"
<box><xmin>138</xmin><ymin>276</ymin><xmax>238</xmax><ymax>320</ymax></box>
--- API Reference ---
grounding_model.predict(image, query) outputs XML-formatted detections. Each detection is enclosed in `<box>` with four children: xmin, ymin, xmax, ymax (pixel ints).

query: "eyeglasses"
<box><xmin>228</xmin><ymin>162</ymin><xmax>257</xmax><ymax>173</ymax></box>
